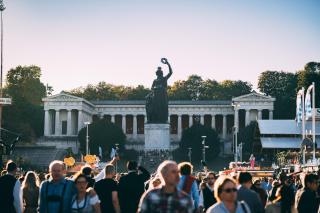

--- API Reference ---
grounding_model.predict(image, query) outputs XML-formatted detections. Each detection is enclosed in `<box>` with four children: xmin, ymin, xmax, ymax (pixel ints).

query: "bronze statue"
<box><xmin>146</xmin><ymin>58</ymin><xmax>173</xmax><ymax>123</ymax></box>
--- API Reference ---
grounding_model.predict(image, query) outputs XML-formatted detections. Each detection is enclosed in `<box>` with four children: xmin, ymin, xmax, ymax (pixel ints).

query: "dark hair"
<box><xmin>81</xmin><ymin>166</ymin><xmax>92</xmax><ymax>176</ymax></box>
<box><xmin>6</xmin><ymin>161</ymin><xmax>17</xmax><ymax>172</ymax></box>
<box><xmin>73</xmin><ymin>172</ymin><xmax>88</xmax><ymax>183</ymax></box>
<box><xmin>304</xmin><ymin>173</ymin><xmax>318</xmax><ymax>187</ymax></box>
<box><xmin>238</xmin><ymin>172</ymin><xmax>252</xmax><ymax>184</ymax></box>
<box><xmin>178</xmin><ymin>162</ymin><xmax>193</xmax><ymax>175</ymax></box>
<box><xmin>127</xmin><ymin>161</ymin><xmax>138</xmax><ymax>171</ymax></box>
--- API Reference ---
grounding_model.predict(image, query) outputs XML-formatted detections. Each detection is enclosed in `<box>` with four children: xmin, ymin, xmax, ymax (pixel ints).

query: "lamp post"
<box><xmin>232</xmin><ymin>126</ymin><xmax>239</xmax><ymax>163</ymax></box>
<box><xmin>84</xmin><ymin>122</ymin><xmax>90</xmax><ymax>155</ymax></box>
<box><xmin>201</xmin><ymin>136</ymin><xmax>209</xmax><ymax>163</ymax></box>
<box><xmin>0</xmin><ymin>0</ymin><xmax>5</xmax><ymax>145</ymax></box>
<box><xmin>188</xmin><ymin>147</ymin><xmax>192</xmax><ymax>163</ymax></box>
<box><xmin>115</xmin><ymin>143</ymin><xmax>119</xmax><ymax>173</ymax></box>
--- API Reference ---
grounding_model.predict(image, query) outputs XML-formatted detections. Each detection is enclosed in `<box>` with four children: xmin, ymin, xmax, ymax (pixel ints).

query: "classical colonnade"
<box><xmin>44</xmin><ymin>108</ymin><xmax>274</xmax><ymax>140</ymax></box>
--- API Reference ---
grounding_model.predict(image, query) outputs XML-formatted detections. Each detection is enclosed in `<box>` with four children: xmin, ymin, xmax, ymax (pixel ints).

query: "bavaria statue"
<box><xmin>146</xmin><ymin>58</ymin><xmax>173</xmax><ymax>123</ymax></box>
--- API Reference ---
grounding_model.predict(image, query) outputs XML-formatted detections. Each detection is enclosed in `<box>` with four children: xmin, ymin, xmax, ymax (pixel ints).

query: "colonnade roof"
<box><xmin>91</xmin><ymin>100</ymin><xmax>232</xmax><ymax>105</ymax></box>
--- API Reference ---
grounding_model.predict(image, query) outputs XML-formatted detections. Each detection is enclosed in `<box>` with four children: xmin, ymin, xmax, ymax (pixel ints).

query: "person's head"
<box><xmin>6</xmin><ymin>160</ymin><xmax>17</xmax><ymax>174</ymax></box>
<box><xmin>178</xmin><ymin>162</ymin><xmax>193</xmax><ymax>176</ymax></box>
<box><xmin>304</xmin><ymin>173</ymin><xmax>319</xmax><ymax>191</ymax></box>
<box><xmin>22</xmin><ymin>171</ymin><xmax>40</xmax><ymax>190</ymax></box>
<box><xmin>238</xmin><ymin>172</ymin><xmax>252</xmax><ymax>188</ymax></box>
<box><xmin>253</xmin><ymin>179</ymin><xmax>261</xmax><ymax>188</ymax></box>
<box><xmin>127</xmin><ymin>161</ymin><xmax>138</xmax><ymax>171</ymax></box>
<box><xmin>73</xmin><ymin>173</ymin><xmax>88</xmax><ymax>193</ymax></box>
<box><xmin>49</xmin><ymin>160</ymin><xmax>65</xmax><ymax>182</ymax></box>
<box><xmin>157</xmin><ymin>160</ymin><xmax>180</xmax><ymax>187</ymax></box>
<box><xmin>105</xmin><ymin>164</ymin><xmax>115</xmax><ymax>178</ymax></box>
<box><xmin>156</xmin><ymin>67</ymin><xmax>163</xmax><ymax>78</ymax></box>
<box><xmin>279</xmin><ymin>172</ymin><xmax>288</xmax><ymax>184</ymax></box>
<box><xmin>206</xmin><ymin>172</ymin><xmax>217</xmax><ymax>186</ymax></box>
<box><xmin>81</xmin><ymin>166</ymin><xmax>92</xmax><ymax>176</ymax></box>
<box><xmin>214</xmin><ymin>176</ymin><xmax>237</xmax><ymax>203</ymax></box>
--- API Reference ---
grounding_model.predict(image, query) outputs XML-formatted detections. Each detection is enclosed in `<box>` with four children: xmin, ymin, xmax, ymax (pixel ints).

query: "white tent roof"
<box><xmin>258</xmin><ymin>120</ymin><xmax>320</xmax><ymax>135</ymax></box>
<box><xmin>260</xmin><ymin>137</ymin><xmax>320</xmax><ymax>149</ymax></box>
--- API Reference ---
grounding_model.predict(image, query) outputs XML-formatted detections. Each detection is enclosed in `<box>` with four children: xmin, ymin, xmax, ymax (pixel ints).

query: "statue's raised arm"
<box><xmin>161</xmin><ymin>58</ymin><xmax>173</xmax><ymax>80</ymax></box>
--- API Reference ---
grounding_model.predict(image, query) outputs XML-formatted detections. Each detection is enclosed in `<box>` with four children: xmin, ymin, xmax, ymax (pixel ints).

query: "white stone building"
<box><xmin>41</xmin><ymin>92</ymin><xmax>275</xmax><ymax>153</ymax></box>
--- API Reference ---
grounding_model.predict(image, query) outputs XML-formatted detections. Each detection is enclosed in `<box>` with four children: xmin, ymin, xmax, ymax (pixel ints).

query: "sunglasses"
<box><xmin>222</xmin><ymin>188</ymin><xmax>237</xmax><ymax>193</ymax></box>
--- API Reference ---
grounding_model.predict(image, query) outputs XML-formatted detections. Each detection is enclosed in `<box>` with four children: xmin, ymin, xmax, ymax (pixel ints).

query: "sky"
<box><xmin>3</xmin><ymin>0</ymin><xmax>320</xmax><ymax>94</ymax></box>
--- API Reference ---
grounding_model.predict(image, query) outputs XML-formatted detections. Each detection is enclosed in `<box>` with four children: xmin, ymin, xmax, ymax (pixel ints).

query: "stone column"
<box><xmin>44</xmin><ymin>110</ymin><xmax>50</xmax><ymax>136</ymax></box>
<box><xmin>211</xmin><ymin>114</ymin><xmax>216</xmax><ymax>129</ymax></box>
<box><xmin>67</xmin><ymin>109</ymin><xmax>72</xmax><ymax>135</ymax></box>
<box><xmin>55</xmin><ymin>109</ymin><xmax>61</xmax><ymax>135</ymax></box>
<box><xmin>258</xmin><ymin>110</ymin><xmax>262</xmax><ymax>120</ymax></box>
<box><xmin>78</xmin><ymin>110</ymin><xmax>83</xmax><ymax>132</ymax></box>
<box><xmin>200</xmin><ymin>114</ymin><xmax>204</xmax><ymax>125</ymax></box>
<box><xmin>122</xmin><ymin>115</ymin><xmax>126</xmax><ymax>134</ymax></box>
<box><xmin>189</xmin><ymin>115</ymin><xmax>193</xmax><ymax>127</ymax></box>
<box><xmin>133</xmin><ymin>115</ymin><xmax>137</xmax><ymax>138</ymax></box>
<box><xmin>234</xmin><ymin>109</ymin><xmax>239</xmax><ymax>131</ymax></box>
<box><xmin>168</xmin><ymin>115</ymin><xmax>171</xmax><ymax>123</ymax></box>
<box><xmin>222</xmin><ymin>114</ymin><xmax>227</xmax><ymax>139</ymax></box>
<box><xmin>178</xmin><ymin>115</ymin><xmax>182</xmax><ymax>138</ymax></box>
<box><xmin>269</xmin><ymin>110</ymin><xmax>273</xmax><ymax>120</ymax></box>
<box><xmin>245</xmin><ymin>109</ymin><xmax>250</xmax><ymax>126</ymax></box>
<box><xmin>111</xmin><ymin>114</ymin><xmax>115</xmax><ymax>123</ymax></box>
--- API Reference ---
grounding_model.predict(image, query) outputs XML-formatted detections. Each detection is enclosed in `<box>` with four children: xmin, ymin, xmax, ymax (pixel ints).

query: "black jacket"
<box><xmin>118</xmin><ymin>167</ymin><xmax>150</xmax><ymax>213</ymax></box>
<box><xmin>295</xmin><ymin>188</ymin><xmax>318</xmax><ymax>213</ymax></box>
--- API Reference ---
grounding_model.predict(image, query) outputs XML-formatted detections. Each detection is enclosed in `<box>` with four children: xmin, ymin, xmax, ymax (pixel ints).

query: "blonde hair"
<box><xmin>22</xmin><ymin>171</ymin><xmax>40</xmax><ymax>191</ymax></box>
<box><xmin>213</xmin><ymin>175</ymin><xmax>237</xmax><ymax>202</ymax></box>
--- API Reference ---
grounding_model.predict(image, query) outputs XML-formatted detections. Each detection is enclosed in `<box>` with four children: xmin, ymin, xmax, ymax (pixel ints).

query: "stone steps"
<box><xmin>12</xmin><ymin>146</ymin><xmax>67</xmax><ymax>169</ymax></box>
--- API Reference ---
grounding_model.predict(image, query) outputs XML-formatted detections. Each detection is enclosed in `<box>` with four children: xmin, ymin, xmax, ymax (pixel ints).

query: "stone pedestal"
<box><xmin>144</xmin><ymin>123</ymin><xmax>170</xmax><ymax>150</ymax></box>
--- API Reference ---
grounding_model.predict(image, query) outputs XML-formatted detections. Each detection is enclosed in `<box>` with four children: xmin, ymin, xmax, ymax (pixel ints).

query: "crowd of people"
<box><xmin>0</xmin><ymin>158</ymin><xmax>320</xmax><ymax>213</ymax></box>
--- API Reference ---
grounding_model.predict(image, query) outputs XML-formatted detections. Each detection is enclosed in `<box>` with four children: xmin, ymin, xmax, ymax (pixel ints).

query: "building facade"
<box><xmin>41</xmin><ymin>92</ymin><xmax>275</xmax><ymax>152</ymax></box>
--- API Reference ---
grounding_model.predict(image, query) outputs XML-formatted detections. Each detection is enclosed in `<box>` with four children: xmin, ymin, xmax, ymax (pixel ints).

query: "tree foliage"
<box><xmin>297</xmin><ymin>62</ymin><xmax>320</xmax><ymax>106</ymax></box>
<box><xmin>78</xmin><ymin>119</ymin><xmax>126</xmax><ymax>158</ymax></box>
<box><xmin>69</xmin><ymin>82</ymin><xmax>151</xmax><ymax>101</ymax></box>
<box><xmin>177</xmin><ymin>123</ymin><xmax>220</xmax><ymax>162</ymax></box>
<box><xmin>3</xmin><ymin>65</ymin><xmax>48</xmax><ymax>141</ymax></box>
<box><xmin>258</xmin><ymin>71</ymin><xmax>297</xmax><ymax>119</ymax></box>
<box><xmin>69</xmin><ymin>75</ymin><xmax>252</xmax><ymax>101</ymax></box>
<box><xmin>238</xmin><ymin>121</ymin><xmax>259</xmax><ymax>155</ymax></box>
<box><xmin>167</xmin><ymin>75</ymin><xmax>252</xmax><ymax>100</ymax></box>
<box><xmin>258</xmin><ymin>61</ymin><xmax>320</xmax><ymax>119</ymax></box>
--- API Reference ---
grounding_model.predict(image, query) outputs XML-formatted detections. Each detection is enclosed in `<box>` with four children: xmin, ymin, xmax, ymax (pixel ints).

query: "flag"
<box><xmin>99</xmin><ymin>146</ymin><xmax>102</xmax><ymax>158</ymax></box>
<box><xmin>305</xmin><ymin>85</ymin><xmax>314</xmax><ymax>120</ymax></box>
<box><xmin>110</xmin><ymin>148</ymin><xmax>116</xmax><ymax>159</ymax></box>
<box><xmin>296</xmin><ymin>90</ymin><xmax>303</xmax><ymax>123</ymax></box>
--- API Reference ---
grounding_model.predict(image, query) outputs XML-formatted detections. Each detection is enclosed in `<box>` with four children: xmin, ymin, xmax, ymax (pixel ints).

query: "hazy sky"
<box><xmin>3</xmin><ymin>0</ymin><xmax>320</xmax><ymax>94</ymax></box>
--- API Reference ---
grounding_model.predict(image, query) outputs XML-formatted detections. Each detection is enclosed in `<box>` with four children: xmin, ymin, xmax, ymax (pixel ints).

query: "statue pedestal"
<box><xmin>144</xmin><ymin>123</ymin><xmax>170</xmax><ymax>150</ymax></box>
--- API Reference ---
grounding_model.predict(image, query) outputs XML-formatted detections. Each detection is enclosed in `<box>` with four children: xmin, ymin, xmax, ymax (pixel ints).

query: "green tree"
<box><xmin>6</xmin><ymin>65</ymin><xmax>46</xmax><ymax>105</ymax></box>
<box><xmin>238</xmin><ymin>121</ymin><xmax>259</xmax><ymax>155</ymax></box>
<box><xmin>126</xmin><ymin>85</ymin><xmax>151</xmax><ymax>100</ymax></box>
<box><xmin>78</xmin><ymin>119</ymin><xmax>126</xmax><ymax>158</ymax></box>
<box><xmin>297</xmin><ymin>62</ymin><xmax>320</xmax><ymax>106</ymax></box>
<box><xmin>258</xmin><ymin>71</ymin><xmax>297</xmax><ymax>119</ymax></box>
<box><xmin>3</xmin><ymin>65</ymin><xmax>47</xmax><ymax>140</ymax></box>
<box><xmin>178</xmin><ymin>123</ymin><xmax>220</xmax><ymax>162</ymax></box>
<box><xmin>219</xmin><ymin>80</ymin><xmax>252</xmax><ymax>100</ymax></box>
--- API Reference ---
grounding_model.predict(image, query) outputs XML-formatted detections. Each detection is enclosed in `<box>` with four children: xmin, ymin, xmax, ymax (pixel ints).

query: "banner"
<box><xmin>296</xmin><ymin>90</ymin><xmax>303</xmax><ymax>123</ymax></box>
<box><xmin>305</xmin><ymin>84</ymin><xmax>314</xmax><ymax>120</ymax></box>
